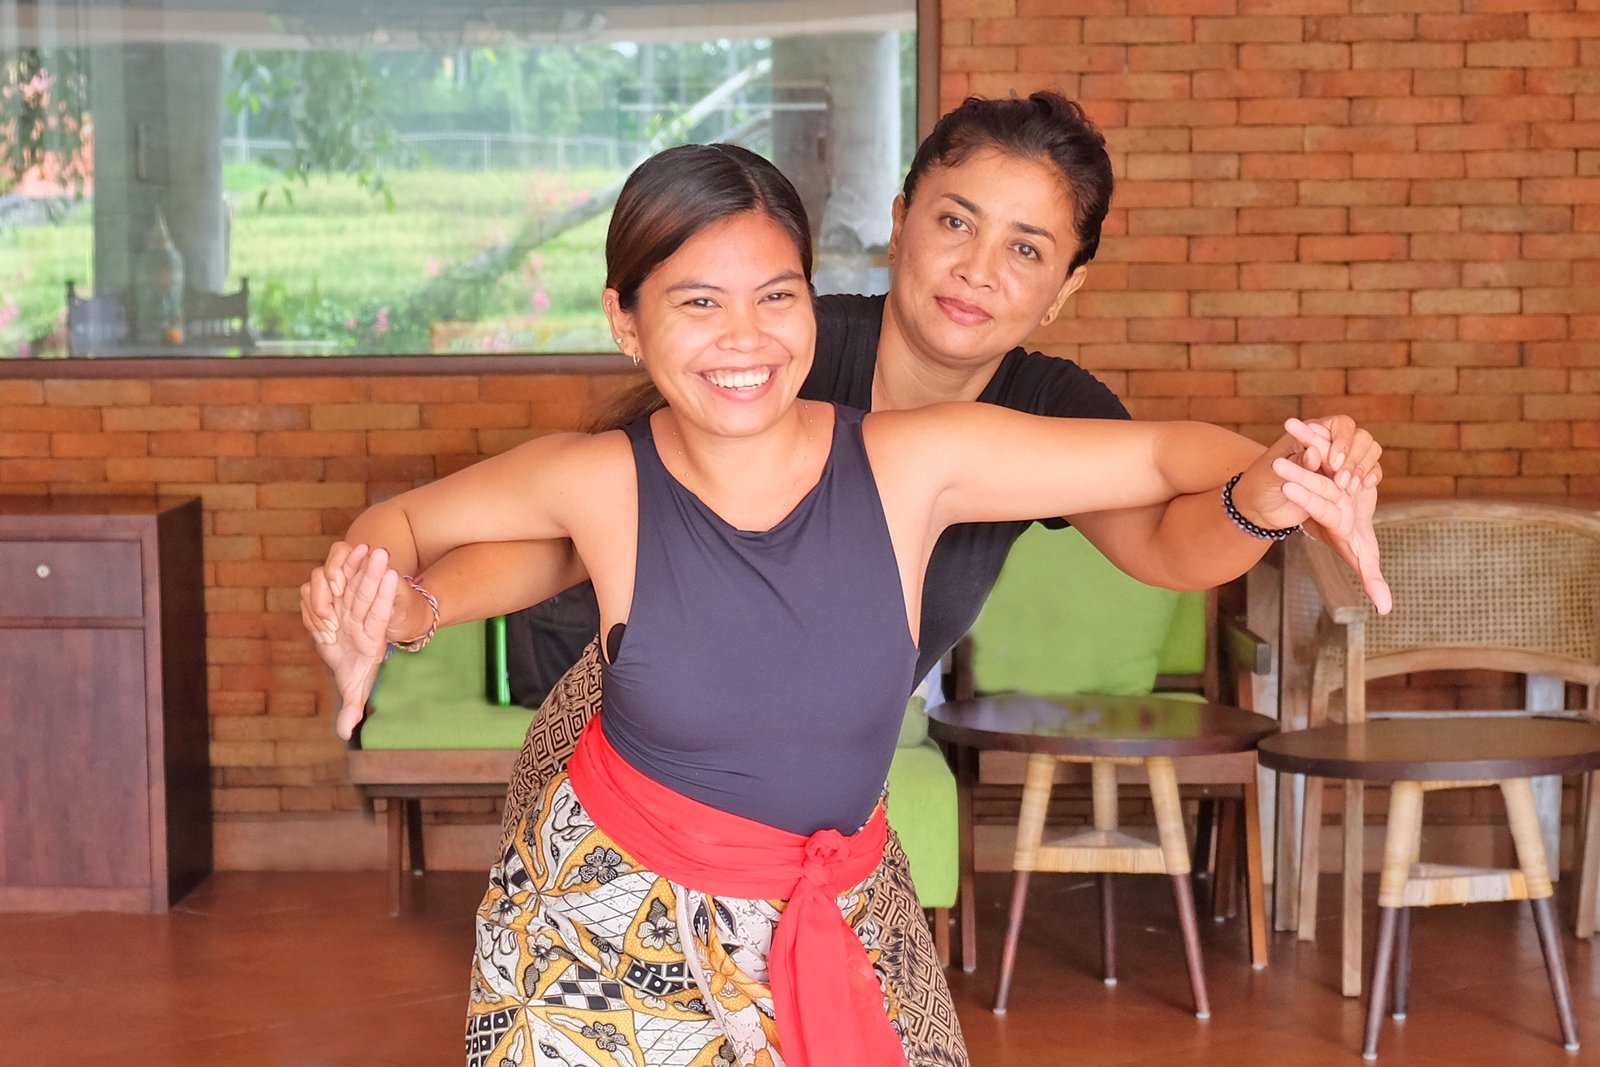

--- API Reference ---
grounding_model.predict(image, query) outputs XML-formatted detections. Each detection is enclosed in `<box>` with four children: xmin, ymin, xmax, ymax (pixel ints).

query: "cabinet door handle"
<box><xmin>35</xmin><ymin>563</ymin><xmax>51</xmax><ymax>579</ymax></box>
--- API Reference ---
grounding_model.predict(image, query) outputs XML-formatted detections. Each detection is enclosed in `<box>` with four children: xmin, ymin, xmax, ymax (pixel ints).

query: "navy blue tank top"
<box><xmin>600</xmin><ymin>404</ymin><xmax>918</xmax><ymax>836</ymax></box>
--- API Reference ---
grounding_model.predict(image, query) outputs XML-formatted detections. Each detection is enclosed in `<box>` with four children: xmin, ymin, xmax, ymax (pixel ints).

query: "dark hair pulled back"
<box><xmin>902</xmin><ymin>92</ymin><xmax>1113</xmax><ymax>274</ymax></box>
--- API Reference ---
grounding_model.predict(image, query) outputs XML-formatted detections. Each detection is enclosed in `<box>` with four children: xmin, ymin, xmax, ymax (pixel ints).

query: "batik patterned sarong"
<box><xmin>467</xmin><ymin>769</ymin><xmax>907</xmax><ymax>1067</ymax></box>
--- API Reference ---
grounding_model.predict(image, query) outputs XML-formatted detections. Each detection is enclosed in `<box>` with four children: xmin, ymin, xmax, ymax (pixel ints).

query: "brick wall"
<box><xmin>942</xmin><ymin>0</ymin><xmax>1599</xmax><ymax>500</ymax></box>
<box><xmin>2</xmin><ymin>0</ymin><xmax>1596</xmax><ymax>866</ymax></box>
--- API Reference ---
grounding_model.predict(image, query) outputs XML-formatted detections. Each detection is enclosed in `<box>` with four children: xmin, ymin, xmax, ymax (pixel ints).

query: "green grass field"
<box><xmin>1</xmin><ymin>164</ymin><xmax>618</xmax><ymax>358</ymax></box>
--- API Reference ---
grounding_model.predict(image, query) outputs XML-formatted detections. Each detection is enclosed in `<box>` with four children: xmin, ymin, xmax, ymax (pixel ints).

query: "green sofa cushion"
<box><xmin>362</xmin><ymin>623</ymin><xmax>534</xmax><ymax>750</ymax></box>
<box><xmin>970</xmin><ymin>524</ymin><xmax>1182</xmax><ymax>697</ymax></box>
<box><xmin>886</xmin><ymin>739</ymin><xmax>959</xmax><ymax>909</ymax></box>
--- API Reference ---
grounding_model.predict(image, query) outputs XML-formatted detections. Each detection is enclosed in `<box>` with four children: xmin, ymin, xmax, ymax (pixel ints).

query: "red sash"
<box><xmin>569</xmin><ymin>718</ymin><xmax>908</xmax><ymax>1067</ymax></box>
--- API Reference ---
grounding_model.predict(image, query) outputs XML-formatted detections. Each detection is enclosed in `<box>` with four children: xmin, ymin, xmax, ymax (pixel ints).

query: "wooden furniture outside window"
<box><xmin>0</xmin><ymin>496</ymin><xmax>211</xmax><ymax>912</ymax></box>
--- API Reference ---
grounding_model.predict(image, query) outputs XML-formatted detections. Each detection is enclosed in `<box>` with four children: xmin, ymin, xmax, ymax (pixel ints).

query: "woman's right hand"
<box><xmin>299</xmin><ymin>543</ymin><xmax>404</xmax><ymax>740</ymax></box>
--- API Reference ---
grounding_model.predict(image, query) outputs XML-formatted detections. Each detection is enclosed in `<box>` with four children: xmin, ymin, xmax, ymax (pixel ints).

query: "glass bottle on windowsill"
<box><xmin>134</xmin><ymin>208</ymin><xmax>185</xmax><ymax>346</ymax></box>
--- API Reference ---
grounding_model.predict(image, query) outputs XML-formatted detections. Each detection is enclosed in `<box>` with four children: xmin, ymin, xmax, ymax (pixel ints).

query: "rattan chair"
<box><xmin>1283</xmin><ymin>499</ymin><xmax>1600</xmax><ymax>996</ymax></box>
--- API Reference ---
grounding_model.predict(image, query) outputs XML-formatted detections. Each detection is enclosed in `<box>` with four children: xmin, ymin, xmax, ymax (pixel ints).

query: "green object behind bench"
<box><xmin>363</xmin><ymin>622</ymin><xmax>534</xmax><ymax>750</ymax></box>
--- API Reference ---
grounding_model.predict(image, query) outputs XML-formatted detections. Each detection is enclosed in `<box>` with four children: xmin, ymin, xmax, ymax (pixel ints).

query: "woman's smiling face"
<box><xmin>606</xmin><ymin>210</ymin><xmax>815</xmax><ymax>440</ymax></box>
<box><xmin>885</xmin><ymin>148</ymin><xmax>1087</xmax><ymax>372</ymax></box>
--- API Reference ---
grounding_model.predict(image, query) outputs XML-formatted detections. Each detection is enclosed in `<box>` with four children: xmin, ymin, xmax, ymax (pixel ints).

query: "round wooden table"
<box><xmin>1258</xmin><ymin>717</ymin><xmax>1600</xmax><ymax>1059</ymax></box>
<box><xmin>929</xmin><ymin>692</ymin><xmax>1278</xmax><ymax>1017</ymax></box>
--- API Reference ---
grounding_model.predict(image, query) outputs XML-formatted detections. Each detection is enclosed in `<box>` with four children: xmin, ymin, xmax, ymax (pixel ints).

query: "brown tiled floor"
<box><xmin>4</xmin><ymin>868</ymin><xmax>1598</xmax><ymax>1066</ymax></box>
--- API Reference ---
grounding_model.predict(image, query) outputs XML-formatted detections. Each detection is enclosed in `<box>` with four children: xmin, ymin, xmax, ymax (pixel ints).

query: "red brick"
<box><xmin>1463</xmin><ymin>206</ymin><xmax>1573</xmax><ymax>233</ymax></box>
<box><xmin>1300</xmin><ymin>234</ymin><xmax>1409</xmax><ymax>262</ymax></box>
<box><xmin>1410</xmin><ymin>178</ymin><xmax>1519</xmax><ymax>205</ymax></box>
<box><xmin>1528</xmin><ymin>68</ymin><xmax>1600</xmax><ymax>96</ymax></box>
<box><xmin>308</xmin><ymin>403</ymin><xmax>420</xmax><ymax>432</ymax></box>
<box><xmin>1527</xmin><ymin>342</ymin><xmax>1600</xmax><ymax>368</ymax></box>
<box><xmin>1302</xmin><ymin>342</ymin><xmax>1410</xmax><ymax>368</ymax></box>
<box><xmin>1016</xmin><ymin>44</ymin><xmax>1129</xmax><ymax>73</ymax></box>
<box><xmin>256</xmin><ymin>482</ymin><xmax>367</xmax><ymax>510</ymax></box>
<box><xmin>1238</xmin><ymin>317</ymin><xmax>1347</xmax><ymax>342</ymax></box>
<box><xmin>1415</xmin><ymin>393</ymin><xmax>1521</xmax><ymax>421</ymax></box>
<box><xmin>1362</xmin><ymin>159</ymin><xmax>1478</xmax><ymax>190</ymax></box>
<box><xmin>0</xmin><ymin>382</ymin><xmax>44</xmax><ymax>404</ymax></box>
<box><xmin>103</xmin><ymin>457</ymin><xmax>218</xmax><ymax>482</ymax></box>
<box><xmin>323</xmin><ymin>455</ymin><xmax>440</xmax><ymax>483</ymax></box>
<box><xmin>1299</xmin><ymin>179</ymin><xmax>1409</xmax><ymax>206</ymax></box>
<box><xmin>1075</xmin><ymin>291</ymin><xmax>1190</xmax><ymax>318</ymax></box>
<box><xmin>101</xmin><ymin>406</ymin><xmax>199</xmax><ymax>432</ymax></box>
<box><xmin>1413</xmin><ymin>288</ymin><xmax>1519</xmax><ymax>315</ymax></box>
<box><xmin>216</xmin><ymin>509</ymin><xmax>322</xmax><ymax>536</ymax></box>
<box><xmin>261</xmin><ymin>378</ymin><xmax>370</xmax><ymax>404</ymax></box>
<box><xmin>1412</xmin><ymin>342</ymin><xmax>1522</xmax><ymax>367</ymax></box>
<box><xmin>1126</xmin><ymin>370</ymin><xmax>1237</xmax><ymax>395</ymax></box>
<box><xmin>1413</xmin><ymin>451</ymin><xmax>1521</xmax><ymax>477</ymax></box>
<box><xmin>1125</xmin><ymin>207</ymin><xmax>1237</xmax><ymax>235</ymax></box>
<box><xmin>1465</xmin><ymin>38</ymin><xmax>1578</xmax><ymax>68</ymax></box>
<box><xmin>1525</xmin><ymin>178</ymin><xmax>1600</xmax><ymax>205</ymax></box>
<box><xmin>1412</xmin><ymin>233</ymin><xmax>1519</xmax><ymax>259</ymax></box>
<box><xmin>1526</xmin><ymin>393</ymin><xmax>1600</xmax><ymax>420</ymax></box>
<box><xmin>1242</xmin><ymin>153</ymin><xmax>1352</xmax><ymax>180</ymax></box>
<box><xmin>1459</xmin><ymin>368</ymin><xmax>1570</xmax><ymax>394</ymax></box>
<box><xmin>1116</xmin><ymin>50</ymin><xmax>1230</xmax><ymax>88</ymax></box>
<box><xmin>1196</xmin><ymin>396</ymin><xmax>1303</xmax><ymax>423</ymax></box>
<box><xmin>1126</xmin><ymin>263</ymin><xmax>1239</xmax><ymax>289</ymax></box>
<box><xmin>942</xmin><ymin>18</ymin><xmax>974</xmax><ymax>47</ymax></box>
<box><xmin>943</xmin><ymin>46</ymin><xmax>1019</xmax><ymax>72</ymax></box>
<box><xmin>1418</xmin><ymin>13</ymin><xmax>1529</xmax><ymax>40</ymax></box>
<box><xmin>1419</xmin><ymin>123</ymin><xmax>1531</xmax><ymax>152</ymax></box>
<box><xmin>1351</xmin><ymin>206</ymin><xmax>1462</xmax><ymax>233</ymax></box>
<box><xmin>150</xmin><ymin>430</ymin><xmax>258</xmax><ymax>458</ymax></box>
<box><xmin>1353</xmin><ymin>41</ymin><xmax>1464</xmax><ymax>68</ymax></box>
<box><xmin>1462</xmin><ymin>96</ymin><xmax>1576</xmax><ymax>125</ymax></box>
<box><xmin>49</xmin><ymin>431</ymin><xmax>149</xmax><ymax>458</ymax></box>
<box><xmin>1466</xmin><ymin>151</ymin><xmax>1578</xmax><ymax>180</ymax></box>
<box><xmin>1116</xmin><ymin>181</ymin><xmax>1195</xmax><ymax>209</ymax></box>
<box><xmin>972</xmin><ymin>18</ymin><xmax>1081</xmax><ymax>45</ymax></box>
<box><xmin>1236</xmin><ymin>369</ymin><xmax>1348</xmax><ymax>395</ymax></box>
<box><xmin>1350</xmin><ymin>262</ymin><xmax>1461</xmax><ymax>289</ymax></box>
<box><xmin>1209</xmin><ymin>66</ymin><xmax>1328</xmax><ymax>98</ymax></box>
<box><xmin>1303</xmin><ymin>69</ymin><xmax>1413</xmax><ymax>97</ymax></box>
<box><xmin>1305</xmin><ymin>125</ymin><xmax>1417</xmax><ymax>153</ymax></box>
<box><xmin>1191</xmin><ymin>290</ymin><xmax>1300</xmax><ymax>316</ymax></box>
<box><xmin>1132</xmin><ymin>0</ymin><xmax>1237</xmax><ymax>14</ymax></box>
<box><xmin>1084</xmin><ymin>17</ymin><xmax>1194</xmax><ymax>43</ymax></box>
<box><xmin>41</xmin><ymin>380</ymin><xmax>152</xmax><ymax>407</ymax></box>
<box><xmin>1241</xmin><ymin>263</ymin><xmax>1350</xmax><ymax>290</ymax></box>
<box><xmin>1127</xmin><ymin>99</ymin><xmax>1241</xmax><ymax>126</ymax></box>
<box><xmin>944</xmin><ymin>0</ymin><xmax>1016</xmax><ymax>16</ymax></box>
<box><xmin>1464</xmin><ymin>261</ymin><xmax>1572</xmax><ymax>288</ymax></box>
<box><xmin>1127</xmin><ymin>318</ymin><xmax>1238</xmax><ymax>343</ymax></box>
<box><xmin>1113</xmin><ymin>127</ymin><xmax>1193</xmax><ymax>153</ymax></box>
<box><xmin>1526</xmin><ymin>288</ymin><xmax>1600</xmax><ymax>314</ymax></box>
<box><xmin>1351</xmin><ymin>97</ymin><xmax>1464</xmax><ymax>126</ymax></box>
<box><xmin>1094</xmin><ymin>237</ymin><xmax>1192</xmax><ymax>267</ymax></box>
<box><xmin>1431</xmin><ymin>65</ymin><xmax>1531</xmax><ymax>97</ymax></box>
<box><xmin>1190</xmin><ymin>343</ymin><xmax>1299</xmax><ymax>369</ymax></box>
<box><xmin>1347</xmin><ymin>316</ymin><xmax>1457</xmax><ymax>342</ymax></box>
<box><xmin>1240</xmin><ymin>98</ymin><xmax>1351</xmax><ymax>124</ymax></box>
<box><xmin>1523</xmin><ymin>452</ymin><xmax>1600</xmax><ymax>476</ymax></box>
<box><xmin>1239</xmin><ymin>206</ymin><xmax>1348</xmax><ymax>233</ymax></box>
<box><xmin>0</xmin><ymin>432</ymin><xmax>48</xmax><ymax>457</ymax></box>
<box><xmin>1348</xmin><ymin>367</ymin><xmax>1459</xmax><ymax>395</ymax></box>
<box><xmin>202</xmin><ymin>404</ymin><xmax>310</xmax><ymax>432</ymax></box>
<box><xmin>1461</xmin><ymin>422</ymin><xmax>1572</xmax><ymax>451</ymax></box>
<box><xmin>0</xmin><ymin>457</ymin><xmax>107</xmax><ymax>483</ymax></box>
<box><xmin>368</xmin><ymin>429</ymin><xmax>481</xmax><ymax>456</ymax></box>
<box><xmin>1191</xmin><ymin>235</ymin><xmax>1298</xmax><ymax>262</ymax></box>
<box><xmin>1194</xmin><ymin>179</ymin><xmax>1298</xmax><ymax>208</ymax></box>
<box><xmin>1125</xmin><ymin>153</ymin><xmax>1240</xmax><ymax>181</ymax></box>
<box><xmin>1077</xmin><ymin>342</ymin><xmax>1189</xmax><ymax>368</ymax></box>
<box><xmin>258</xmin><ymin>430</ymin><xmax>366</xmax><ymax>457</ymax></box>
<box><xmin>1459</xmin><ymin>315</ymin><xmax>1569</xmax><ymax>342</ymax></box>
<box><xmin>1241</xmin><ymin>42</ymin><xmax>1351</xmax><ymax>68</ymax></box>
<box><xmin>1301</xmin><ymin>290</ymin><xmax>1412</xmax><ymax>316</ymax></box>
<box><xmin>1308</xmin><ymin>14</ymin><xmax>1415</xmax><ymax>40</ymax></box>
<box><xmin>1194</xmin><ymin>16</ymin><xmax>1303</xmax><ymax>41</ymax></box>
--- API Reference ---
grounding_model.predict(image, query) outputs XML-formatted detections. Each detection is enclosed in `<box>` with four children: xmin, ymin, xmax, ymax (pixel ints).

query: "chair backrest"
<box><xmin>1316</xmin><ymin>499</ymin><xmax>1600</xmax><ymax>688</ymax></box>
<box><xmin>64</xmin><ymin>280</ymin><xmax>129</xmax><ymax>356</ymax></box>
<box><xmin>183</xmin><ymin>277</ymin><xmax>253</xmax><ymax>348</ymax></box>
<box><xmin>964</xmin><ymin>524</ymin><xmax>1208</xmax><ymax>698</ymax></box>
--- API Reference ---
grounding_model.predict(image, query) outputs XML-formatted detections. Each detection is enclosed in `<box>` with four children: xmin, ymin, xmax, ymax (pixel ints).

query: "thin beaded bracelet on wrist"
<box><xmin>1222</xmin><ymin>472</ymin><xmax>1301</xmax><ymax>542</ymax></box>
<box><xmin>390</xmin><ymin>575</ymin><xmax>440</xmax><ymax>653</ymax></box>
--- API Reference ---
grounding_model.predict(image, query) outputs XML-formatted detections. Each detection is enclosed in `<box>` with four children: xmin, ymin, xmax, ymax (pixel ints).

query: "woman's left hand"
<box><xmin>1235</xmin><ymin>418</ymin><xmax>1392</xmax><ymax>615</ymax></box>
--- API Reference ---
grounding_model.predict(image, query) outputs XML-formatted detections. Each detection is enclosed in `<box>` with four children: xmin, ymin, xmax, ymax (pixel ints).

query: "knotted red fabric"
<box><xmin>569</xmin><ymin>717</ymin><xmax>908</xmax><ymax>1067</ymax></box>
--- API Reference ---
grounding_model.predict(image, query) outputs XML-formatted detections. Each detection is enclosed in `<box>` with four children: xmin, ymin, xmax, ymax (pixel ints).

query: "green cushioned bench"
<box><xmin>348</xmin><ymin>618</ymin><xmax>959</xmax><ymax>956</ymax></box>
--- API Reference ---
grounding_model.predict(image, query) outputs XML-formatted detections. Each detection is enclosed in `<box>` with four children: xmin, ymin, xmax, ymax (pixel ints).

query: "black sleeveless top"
<box><xmin>599</xmin><ymin>405</ymin><xmax>918</xmax><ymax>835</ymax></box>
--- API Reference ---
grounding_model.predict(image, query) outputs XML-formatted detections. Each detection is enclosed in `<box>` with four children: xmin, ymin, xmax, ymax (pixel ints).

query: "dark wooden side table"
<box><xmin>0</xmin><ymin>496</ymin><xmax>210</xmax><ymax>912</ymax></box>
<box><xmin>929</xmin><ymin>693</ymin><xmax>1277</xmax><ymax>1018</ymax></box>
<box><xmin>1259</xmin><ymin>718</ymin><xmax>1600</xmax><ymax>1058</ymax></box>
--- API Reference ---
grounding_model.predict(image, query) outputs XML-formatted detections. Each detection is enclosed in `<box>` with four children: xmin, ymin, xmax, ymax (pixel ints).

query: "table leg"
<box><xmin>1343</xmin><ymin>779</ymin><xmax>1365</xmax><ymax>998</ymax></box>
<box><xmin>956</xmin><ymin>743</ymin><xmax>978</xmax><ymax>973</ymax></box>
<box><xmin>1244</xmin><ymin>776</ymin><xmax>1269</xmax><ymax>969</ymax></box>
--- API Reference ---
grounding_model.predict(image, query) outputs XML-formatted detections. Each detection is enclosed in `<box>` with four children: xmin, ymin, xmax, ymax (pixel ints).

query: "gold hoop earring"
<box><xmin>630</xmin><ymin>352</ymin><xmax>641</xmax><ymax>366</ymax></box>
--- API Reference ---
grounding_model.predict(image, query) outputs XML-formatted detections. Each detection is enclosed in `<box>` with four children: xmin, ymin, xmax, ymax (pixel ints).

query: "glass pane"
<box><xmin>2</xmin><ymin>0</ymin><xmax>916</xmax><ymax>360</ymax></box>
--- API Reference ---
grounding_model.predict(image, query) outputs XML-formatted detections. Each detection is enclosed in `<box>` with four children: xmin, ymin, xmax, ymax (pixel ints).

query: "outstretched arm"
<box><xmin>1071</xmin><ymin>414</ymin><xmax>1382</xmax><ymax>593</ymax></box>
<box><xmin>878</xmin><ymin>406</ymin><xmax>1390</xmax><ymax>614</ymax></box>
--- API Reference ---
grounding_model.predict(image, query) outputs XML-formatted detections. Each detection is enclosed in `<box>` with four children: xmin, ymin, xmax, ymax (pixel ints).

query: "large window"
<box><xmin>2</xmin><ymin>0</ymin><xmax>917</xmax><ymax>360</ymax></box>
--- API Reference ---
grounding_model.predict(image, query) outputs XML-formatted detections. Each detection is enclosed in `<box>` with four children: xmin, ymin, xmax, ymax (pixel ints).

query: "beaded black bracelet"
<box><xmin>1222</xmin><ymin>472</ymin><xmax>1301</xmax><ymax>541</ymax></box>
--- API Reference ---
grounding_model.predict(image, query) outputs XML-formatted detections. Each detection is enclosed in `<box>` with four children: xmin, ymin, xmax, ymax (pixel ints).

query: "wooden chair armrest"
<box><xmin>1219</xmin><ymin>613</ymin><xmax>1274</xmax><ymax>677</ymax></box>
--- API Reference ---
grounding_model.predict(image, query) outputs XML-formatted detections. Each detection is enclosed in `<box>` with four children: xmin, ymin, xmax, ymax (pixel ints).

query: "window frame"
<box><xmin>1</xmin><ymin>0</ymin><xmax>938</xmax><ymax>380</ymax></box>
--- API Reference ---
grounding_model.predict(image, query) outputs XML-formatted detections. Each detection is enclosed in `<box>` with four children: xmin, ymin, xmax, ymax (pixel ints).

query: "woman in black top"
<box><xmin>304</xmin><ymin>94</ymin><xmax>1385</xmax><ymax>1066</ymax></box>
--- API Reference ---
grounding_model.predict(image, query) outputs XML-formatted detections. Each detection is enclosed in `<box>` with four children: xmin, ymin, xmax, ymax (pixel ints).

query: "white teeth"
<box><xmin>703</xmin><ymin>367</ymin><xmax>772</xmax><ymax>390</ymax></box>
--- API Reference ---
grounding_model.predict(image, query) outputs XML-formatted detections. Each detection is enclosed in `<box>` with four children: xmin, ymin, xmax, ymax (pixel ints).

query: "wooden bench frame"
<box><xmin>346</xmin><ymin>747</ymin><xmax>520</xmax><ymax>916</ymax></box>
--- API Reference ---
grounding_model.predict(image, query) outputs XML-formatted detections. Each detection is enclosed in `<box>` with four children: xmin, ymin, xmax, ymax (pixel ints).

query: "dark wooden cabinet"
<box><xmin>0</xmin><ymin>496</ymin><xmax>210</xmax><ymax>911</ymax></box>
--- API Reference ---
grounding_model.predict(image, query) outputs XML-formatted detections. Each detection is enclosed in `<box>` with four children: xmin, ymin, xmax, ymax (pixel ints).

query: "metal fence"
<box><xmin>222</xmin><ymin>131</ymin><xmax>638</xmax><ymax>172</ymax></box>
